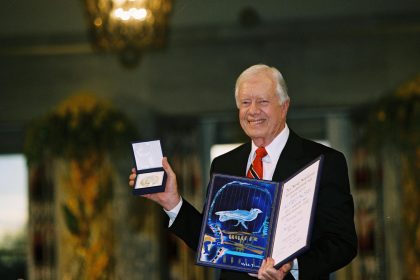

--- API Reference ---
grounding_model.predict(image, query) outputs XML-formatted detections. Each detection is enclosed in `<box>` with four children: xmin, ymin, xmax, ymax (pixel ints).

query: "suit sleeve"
<box><xmin>168</xmin><ymin>199</ymin><xmax>203</xmax><ymax>250</ymax></box>
<box><xmin>167</xmin><ymin>160</ymin><xmax>220</xmax><ymax>250</ymax></box>
<box><xmin>298</xmin><ymin>152</ymin><xmax>358</xmax><ymax>279</ymax></box>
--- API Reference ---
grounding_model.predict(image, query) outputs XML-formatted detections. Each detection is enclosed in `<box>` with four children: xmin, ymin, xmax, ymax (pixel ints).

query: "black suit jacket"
<box><xmin>170</xmin><ymin>130</ymin><xmax>357</xmax><ymax>280</ymax></box>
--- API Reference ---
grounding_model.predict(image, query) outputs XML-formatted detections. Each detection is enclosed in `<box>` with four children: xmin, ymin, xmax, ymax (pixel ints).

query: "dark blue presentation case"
<box><xmin>131</xmin><ymin>140</ymin><xmax>167</xmax><ymax>195</ymax></box>
<box><xmin>196</xmin><ymin>156</ymin><xmax>324</xmax><ymax>273</ymax></box>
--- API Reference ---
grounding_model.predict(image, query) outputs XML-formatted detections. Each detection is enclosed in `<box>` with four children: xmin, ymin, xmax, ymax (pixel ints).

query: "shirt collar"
<box><xmin>250</xmin><ymin>124</ymin><xmax>290</xmax><ymax>163</ymax></box>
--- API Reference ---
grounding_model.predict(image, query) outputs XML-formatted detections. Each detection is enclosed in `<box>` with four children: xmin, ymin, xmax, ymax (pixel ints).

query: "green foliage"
<box><xmin>24</xmin><ymin>94</ymin><xmax>138</xmax><ymax>164</ymax></box>
<box><xmin>62</xmin><ymin>204</ymin><xmax>80</xmax><ymax>236</ymax></box>
<box><xmin>367</xmin><ymin>75</ymin><xmax>420</xmax><ymax>154</ymax></box>
<box><xmin>96</xmin><ymin>176</ymin><xmax>114</xmax><ymax>214</ymax></box>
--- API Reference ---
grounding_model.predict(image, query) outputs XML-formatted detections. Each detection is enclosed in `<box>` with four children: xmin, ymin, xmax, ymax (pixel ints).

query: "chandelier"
<box><xmin>83</xmin><ymin>0</ymin><xmax>172</xmax><ymax>65</ymax></box>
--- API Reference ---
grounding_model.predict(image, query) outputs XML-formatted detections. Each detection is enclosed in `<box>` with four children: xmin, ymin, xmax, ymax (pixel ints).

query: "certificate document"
<box><xmin>271</xmin><ymin>156</ymin><xmax>322</xmax><ymax>268</ymax></box>
<box><xmin>196</xmin><ymin>156</ymin><xmax>323</xmax><ymax>273</ymax></box>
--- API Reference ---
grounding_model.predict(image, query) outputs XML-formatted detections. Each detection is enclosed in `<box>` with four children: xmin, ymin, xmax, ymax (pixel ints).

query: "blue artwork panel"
<box><xmin>196</xmin><ymin>174</ymin><xmax>280</xmax><ymax>273</ymax></box>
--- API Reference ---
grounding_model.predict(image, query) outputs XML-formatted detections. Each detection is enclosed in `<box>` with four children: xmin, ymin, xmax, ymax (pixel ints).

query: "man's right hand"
<box><xmin>129</xmin><ymin>157</ymin><xmax>181</xmax><ymax>211</ymax></box>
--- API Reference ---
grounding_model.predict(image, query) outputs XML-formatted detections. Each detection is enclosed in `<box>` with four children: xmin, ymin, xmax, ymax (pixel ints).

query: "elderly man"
<box><xmin>130</xmin><ymin>64</ymin><xmax>357</xmax><ymax>280</ymax></box>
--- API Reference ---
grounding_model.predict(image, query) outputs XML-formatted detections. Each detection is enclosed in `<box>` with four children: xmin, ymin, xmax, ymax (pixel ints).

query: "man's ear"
<box><xmin>281</xmin><ymin>99</ymin><xmax>290</xmax><ymax>118</ymax></box>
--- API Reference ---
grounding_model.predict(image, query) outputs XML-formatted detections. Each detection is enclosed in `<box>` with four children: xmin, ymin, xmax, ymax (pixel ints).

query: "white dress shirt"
<box><xmin>246</xmin><ymin>124</ymin><xmax>289</xmax><ymax>180</ymax></box>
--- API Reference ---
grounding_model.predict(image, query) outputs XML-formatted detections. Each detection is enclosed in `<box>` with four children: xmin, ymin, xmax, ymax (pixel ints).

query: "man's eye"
<box><xmin>258</xmin><ymin>100</ymin><xmax>269</xmax><ymax>105</ymax></box>
<box><xmin>241</xmin><ymin>101</ymin><xmax>250</xmax><ymax>106</ymax></box>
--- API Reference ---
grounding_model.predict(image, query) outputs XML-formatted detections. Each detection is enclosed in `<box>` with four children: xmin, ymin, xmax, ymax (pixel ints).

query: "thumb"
<box><xmin>162</xmin><ymin>157</ymin><xmax>173</xmax><ymax>174</ymax></box>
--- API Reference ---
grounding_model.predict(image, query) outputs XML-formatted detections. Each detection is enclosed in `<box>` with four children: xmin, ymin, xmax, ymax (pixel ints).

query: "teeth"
<box><xmin>249</xmin><ymin>119</ymin><xmax>264</xmax><ymax>124</ymax></box>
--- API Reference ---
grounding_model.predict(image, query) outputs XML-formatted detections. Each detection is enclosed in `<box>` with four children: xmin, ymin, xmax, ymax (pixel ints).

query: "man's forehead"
<box><xmin>238</xmin><ymin>79</ymin><xmax>276</xmax><ymax>97</ymax></box>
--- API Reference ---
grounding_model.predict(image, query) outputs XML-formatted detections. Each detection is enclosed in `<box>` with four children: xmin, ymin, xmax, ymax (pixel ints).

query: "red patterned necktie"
<box><xmin>247</xmin><ymin>147</ymin><xmax>267</xmax><ymax>179</ymax></box>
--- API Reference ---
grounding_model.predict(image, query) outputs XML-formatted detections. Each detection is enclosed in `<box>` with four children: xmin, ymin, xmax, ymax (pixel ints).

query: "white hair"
<box><xmin>234</xmin><ymin>64</ymin><xmax>289</xmax><ymax>108</ymax></box>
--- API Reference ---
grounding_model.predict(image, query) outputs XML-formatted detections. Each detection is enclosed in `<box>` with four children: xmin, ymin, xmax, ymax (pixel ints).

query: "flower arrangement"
<box><xmin>367</xmin><ymin>74</ymin><xmax>419</xmax><ymax>277</ymax></box>
<box><xmin>24</xmin><ymin>92</ymin><xmax>137</xmax><ymax>279</ymax></box>
<box><xmin>368</xmin><ymin>74</ymin><xmax>420</xmax><ymax>151</ymax></box>
<box><xmin>25</xmin><ymin>91</ymin><xmax>137</xmax><ymax>163</ymax></box>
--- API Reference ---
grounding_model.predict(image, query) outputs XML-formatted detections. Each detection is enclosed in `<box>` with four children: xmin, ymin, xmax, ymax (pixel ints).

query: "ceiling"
<box><xmin>0</xmin><ymin>0</ymin><xmax>419</xmax><ymax>144</ymax></box>
<box><xmin>1</xmin><ymin>0</ymin><xmax>420</xmax><ymax>35</ymax></box>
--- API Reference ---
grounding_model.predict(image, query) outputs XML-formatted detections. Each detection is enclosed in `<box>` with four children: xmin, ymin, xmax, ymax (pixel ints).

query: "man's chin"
<box><xmin>245</xmin><ymin>131</ymin><xmax>265</xmax><ymax>140</ymax></box>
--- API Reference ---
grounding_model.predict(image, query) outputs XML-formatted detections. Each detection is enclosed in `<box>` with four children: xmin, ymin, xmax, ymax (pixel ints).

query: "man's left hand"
<box><xmin>251</xmin><ymin>258</ymin><xmax>292</xmax><ymax>280</ymax></box>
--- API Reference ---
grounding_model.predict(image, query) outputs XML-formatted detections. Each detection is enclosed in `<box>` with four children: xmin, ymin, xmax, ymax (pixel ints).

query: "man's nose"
<box><xmin>249</xmin><ymin>101</ymin><xmax>260</xmax><ymax>114</ymax></box>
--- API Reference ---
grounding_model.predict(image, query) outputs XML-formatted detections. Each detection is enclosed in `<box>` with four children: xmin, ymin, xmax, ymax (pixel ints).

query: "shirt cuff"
<box><xmin>163</xmin><ymin>197</ymin><xmax>183</xmax><ymax>227</ymax></box>
<box><xmin>290</xmin><ymin>258</ymin><xmax>299</xmax><ymax>279</ymax></box>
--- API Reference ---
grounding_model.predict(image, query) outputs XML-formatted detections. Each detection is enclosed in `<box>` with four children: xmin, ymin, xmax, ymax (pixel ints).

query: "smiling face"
<box><xmin>237</xmin><ymin>71</ymin><xmax>289</xmax><ymax>147</ymax></box>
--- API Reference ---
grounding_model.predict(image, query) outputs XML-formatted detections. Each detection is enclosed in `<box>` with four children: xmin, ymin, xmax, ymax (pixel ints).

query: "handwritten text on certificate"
<box><xmin>271</xmin><ymin>159</ymin><xmax>321</xmax><ymax>264</ymax></box>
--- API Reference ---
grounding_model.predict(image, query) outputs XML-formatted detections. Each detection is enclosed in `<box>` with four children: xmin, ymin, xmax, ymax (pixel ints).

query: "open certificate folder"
<box><xmin>196</xmin><ymin>156</ymin><xmax>324</xmax><ymax>273</ymax></box>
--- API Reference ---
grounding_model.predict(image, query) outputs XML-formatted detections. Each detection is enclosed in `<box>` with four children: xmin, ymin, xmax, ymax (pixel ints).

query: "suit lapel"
<box><xmin>232</xmin><ymin>142</ymin><xmax>251</xmax><ymax>176</ymax></box>
<box><xmin>272</xmin><ymin>130</ymin><xmax>306</xmax><ymax>182</ymax></box>
<box><xmin>212</xmin><ymin>142</ymin><xmax>251</xmax><ymax>177</ymax></box>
